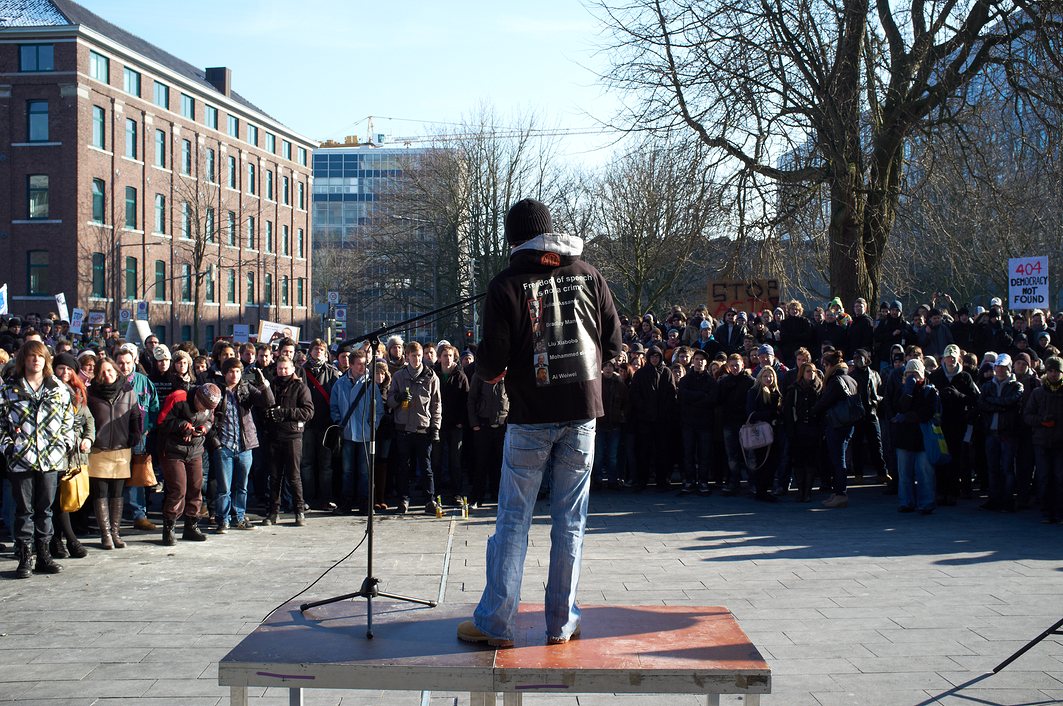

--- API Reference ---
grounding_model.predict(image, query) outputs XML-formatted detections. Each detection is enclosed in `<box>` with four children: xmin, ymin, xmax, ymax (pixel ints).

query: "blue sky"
<box><xmin>83</xmin><ymin>0</ymin><xmax>623</xmax><ymax>162</ymax></box>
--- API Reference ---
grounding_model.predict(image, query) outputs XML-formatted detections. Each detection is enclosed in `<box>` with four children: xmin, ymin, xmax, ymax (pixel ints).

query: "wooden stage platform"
<box><xmin>219</xmin><ymin>601</ymin><xmax>771</xmax><ymax>705</ymax></box>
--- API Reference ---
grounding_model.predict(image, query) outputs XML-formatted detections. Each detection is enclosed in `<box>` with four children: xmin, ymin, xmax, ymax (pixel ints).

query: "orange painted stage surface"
<box><xmin>219</xmin><ymin>601</ymin><xmax>771</xmax><ymax>705</ymax></box>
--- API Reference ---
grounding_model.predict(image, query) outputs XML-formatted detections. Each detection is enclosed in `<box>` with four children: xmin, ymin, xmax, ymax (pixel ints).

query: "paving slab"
<box><xmin>0</xmin><ymin>485</ymin><xmax>1060</xmax><ymax>705</ymax></box>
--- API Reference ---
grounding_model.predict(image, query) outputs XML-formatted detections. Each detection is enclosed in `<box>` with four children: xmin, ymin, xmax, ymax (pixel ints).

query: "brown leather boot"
<box><xmin>95</xmin><ymin>498</ymin><xmax>113</xmax><ymax>550</ymax></box>
<box><xmin>109</xmin><ymin>498</ymin><xmax>127</xmax><ymax>548</ymax></box>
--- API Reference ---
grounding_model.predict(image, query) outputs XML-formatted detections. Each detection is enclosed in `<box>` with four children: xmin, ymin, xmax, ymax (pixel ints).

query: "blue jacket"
<box><xmin>330</xmin><ymin>372</ymin><xmax>382</xmax><ymax>443</ymax></box>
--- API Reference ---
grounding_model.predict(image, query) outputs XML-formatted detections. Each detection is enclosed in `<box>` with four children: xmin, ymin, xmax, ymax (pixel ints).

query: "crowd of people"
<box><xmin>602</xmin><ymin>295</ymin><xmax>1063</xmax><ymax>521</ymax></box>
<box><xmin>1</xmin><ymin>290</ymin><xmax>1061</xmax><ymax>578</ymax></box>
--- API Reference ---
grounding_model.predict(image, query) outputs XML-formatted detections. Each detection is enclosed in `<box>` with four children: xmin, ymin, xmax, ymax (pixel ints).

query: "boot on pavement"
<box><xmin>95</xmin><ymin>498</ymin><xmax>113</xmax><ymax>550</ymax></box>
<box><xmin>182</xmin><ymin>517</ymin><xmax>207</xmax><ymax>541</ymax></box>
<box><xmin>33</xmin><ymin>539</ymin><xmax>63</xmax><ymax>574</ymax></box>
<box><xmin>109</xmin><ymin>498</ymin><xmax>127</xmax><ymax>548</ymax></box>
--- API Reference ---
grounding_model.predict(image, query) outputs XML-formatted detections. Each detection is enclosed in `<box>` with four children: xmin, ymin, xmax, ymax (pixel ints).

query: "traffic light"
<box><xmin>464</xmin><ymin>326</ymin><xmax>474</xmax><ymax>344</ymax></box>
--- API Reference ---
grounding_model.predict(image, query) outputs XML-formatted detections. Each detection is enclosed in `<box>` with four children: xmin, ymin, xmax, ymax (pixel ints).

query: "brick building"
<box><xmin>0</xmin><ymin>0</ymin><xmax>316</xmax><ymax>345</ymax></box>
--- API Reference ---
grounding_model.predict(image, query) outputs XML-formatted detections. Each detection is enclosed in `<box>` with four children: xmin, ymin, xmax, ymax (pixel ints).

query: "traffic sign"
<box><xmin>119</xmin><ymin>309</ymin><xmax>131</xmax><ymax>324</ymax></box>
<box><xmin>334</xmin><ymin>306</ymin><xmax>347</xmax><ymax>321</ymax></box>
<box><xmin>327</xmin><ymin>290</ymin><xmax>340</xmax><ymax>304</ymax></box>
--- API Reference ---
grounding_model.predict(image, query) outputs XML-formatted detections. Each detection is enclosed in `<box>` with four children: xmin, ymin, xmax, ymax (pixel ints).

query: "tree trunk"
<box><xmin>862</xmin><ymin>137</ymin><xmax>906</xmax><ymax>308</ymax></box>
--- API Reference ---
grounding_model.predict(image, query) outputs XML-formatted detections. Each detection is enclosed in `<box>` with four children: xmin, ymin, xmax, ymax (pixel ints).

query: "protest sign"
<box><xmin>707</xmin><ymin>278</ymin><xmax>782</xmax><ymax>318</ymax></box>
<box><xmin>1008</xmin><ymin>257</ymin><xmax>1049</xmax><ymax>309</ymax></box>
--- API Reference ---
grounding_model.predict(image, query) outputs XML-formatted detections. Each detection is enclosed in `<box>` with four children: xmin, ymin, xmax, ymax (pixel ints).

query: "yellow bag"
<box><xmin>59</xmin><ymin>467</ymin><xmax>90</xmax><ymax>512</ymax></box>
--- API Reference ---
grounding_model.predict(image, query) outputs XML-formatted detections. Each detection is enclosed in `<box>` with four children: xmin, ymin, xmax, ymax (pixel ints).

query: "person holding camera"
<box><xmin>156</xmin><ymin>384</ymin><xmax>221</xmax><ymax>545</ymax></box>
<box><xmin>264</xmin><ymin>357</ymin><xmax>315</xmax><ymax>526</ymax></box>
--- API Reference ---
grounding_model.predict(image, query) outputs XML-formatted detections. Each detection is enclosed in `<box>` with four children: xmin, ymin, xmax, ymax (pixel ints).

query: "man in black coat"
<box><xmin>629</xmin><ymin>346</ymin><xmax>678</xmax><ymax>490</ymax></box>
<box><xmin>265</xmin><ymin>357</ymin><xmax>315</xmax><ymax>526</ymax></box>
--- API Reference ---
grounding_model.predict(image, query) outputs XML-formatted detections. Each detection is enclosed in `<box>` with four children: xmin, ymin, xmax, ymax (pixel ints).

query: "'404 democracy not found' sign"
<box><xmin>1009</xmin><ymin>257</ymin><xmax>1049</xmax><ymax>309</ymax></box>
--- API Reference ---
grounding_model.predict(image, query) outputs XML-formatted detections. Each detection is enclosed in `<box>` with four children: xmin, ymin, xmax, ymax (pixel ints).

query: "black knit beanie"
<box><xmin>504</xmin><ymin>199</ymin><xmax>552</xmax><ymax>246</ymax></box>
<box><xmin>54</xmin><ymin>352</ymin><xmax>79</xmax><ymax>372</ymax></box>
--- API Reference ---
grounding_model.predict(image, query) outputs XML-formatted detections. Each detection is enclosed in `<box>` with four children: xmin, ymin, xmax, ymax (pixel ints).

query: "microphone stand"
<box><xmin>299</xmin><ymin>293</ymin><xmax>485</xmax><ymax>639</ymax></box>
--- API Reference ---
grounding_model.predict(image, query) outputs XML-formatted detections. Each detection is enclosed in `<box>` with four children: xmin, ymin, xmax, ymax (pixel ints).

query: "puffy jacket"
<box><xmin>389</xmin><ymin>364</ymin><xmax>441</xmax><ymax>434</ymax></box>
<box><xmin>330</xmin><ymin>371</ymin><xmax>382</xmax><ymax>443</ymax></box>
<box><xmin>0</xmin><ymin>376</ymin><xmax>76</xmax><ymax>473</ymax></box>
<box><xmin>157</xmin><ymin>398</ymin><xmax>214</xmax><ymax>461</ymax></box>
<box><xmin>1024</xmin><ymin>381</ymin><xmax>1063</xmax><ymax>446</ymax></box>
<box><xmin>978</xmin><ymin>375</ymin><xmax>1024</xmax><ymax>435</ymax></box>
<box><xmin>268</xmin><ymin>375</ymin><xmax>315</xmax><ymax>440</ymax></box>
<box><xmin>468</xmin><ymin>374</ymin><xmax>509</xmax><ymax>428</ymax></box>
<box><xmin>677</xmin><ymin>368</ymin><xmax>716</xmax><ymax>426</ymax></box>
<box><xmin>87</xmin><ymin>383</ymin><xmax>143</xmax><ymax>451</ymax></box>
<box><xmin>303</xmin><ymin>360</ymin><xmax>340</xmax><ymax>429</ymax></box>
<box><xmin>206</xmin><ymin>376</ymin><xmax>275</xmax><ymax>452</ymax></box>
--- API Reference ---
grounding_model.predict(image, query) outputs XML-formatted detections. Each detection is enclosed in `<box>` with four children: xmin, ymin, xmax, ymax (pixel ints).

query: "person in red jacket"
<box><xmin>156</xmin><ymin>384</ymin><xmax>220</xmax><ymax>545</ymax></box>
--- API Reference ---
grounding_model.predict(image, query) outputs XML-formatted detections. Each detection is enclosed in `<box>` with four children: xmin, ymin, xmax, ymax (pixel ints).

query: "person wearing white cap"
<box><xmin>977</xmin><ymin>353</ymin><xmax>1024</xmax><ymax>511</ymax></box>
<box><xmin>893</xmin><ymin>359</ymin><xmax>941</xmax><ymax>514</ymax></box>
<box><xmin>928</xmin><ymin>344</ymin><xmax>980</xmax><ymax>506</ymax></box>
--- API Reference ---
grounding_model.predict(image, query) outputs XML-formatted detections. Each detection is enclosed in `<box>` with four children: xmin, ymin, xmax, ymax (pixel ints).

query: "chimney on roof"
<box><xmin>205</xmin><ymin>67</ymin><xmax>232</xmax><ymax>97</ymax></box>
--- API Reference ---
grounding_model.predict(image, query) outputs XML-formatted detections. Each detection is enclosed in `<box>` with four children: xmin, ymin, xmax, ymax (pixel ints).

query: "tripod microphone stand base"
<box><xmin>299</xmin><ymin>577</ymin><xmax>438</xmax><ymax>639</ymax></box>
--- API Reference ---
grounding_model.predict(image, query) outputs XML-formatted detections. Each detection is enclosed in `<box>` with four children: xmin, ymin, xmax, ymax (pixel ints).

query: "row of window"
<box><xmin>87</xmin><ymin>178</ymin><xmax>306</xmax><ymax>256</ymax></box>
<box><xmin>87</xmin><ymin>252</ymin><xmax>305</xmax><ymax>307</ymax></box>
<box><xmin>77</xmin><ymin>47</ymin><xmax>307</xmax><ymax>166</ymax></box>
<box><xmin>87</xmin><ymin>103</ymin><xmax>307</xmax><ymax>207</ymax></box>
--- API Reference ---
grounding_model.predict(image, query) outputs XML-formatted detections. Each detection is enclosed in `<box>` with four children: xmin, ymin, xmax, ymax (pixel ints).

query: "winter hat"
<box><xmin>757</xmin><ymin>344</ymin><xmax>774</xmax><ymax>356</ymax></box>
<box><xmin>1037</xmin><ymin>331</ymin><xmax>1051</xmax><ymax>342</ymax></box>
<box><xmin>504</xmin><ymin>198</ymin><xmax>552</xmax><ymax>246</ymax></box>
<box><xmin>53</xmin><ymin>352</ymin><xmax>79</xmax><ymax>372</ymax></box>
<box><xmin>1045</xmin><ymin>357</ymin><xmax>1063</xmax><ymax>373</ymax></box>
<box><xmin>990</xmin><ymin>297</ymin><xmax>1003</xmax><ymax>307</ymax></box>
<box><xmin>173</xmin><ymin>349</ymin><xmax>193</xmax><ymax>367</ymax></box>
<box><xmin>119</xmin><ymin>342</ymin><xmax>139</xmax><ymax>357</ymax></box>
<box><xmin>994</xmin><ymin>353</ymin><xmax>1013</xmax><ymax>369</ymax></box>
<box><xmin>1015</xmin><ymin>352</ymin><xmax>1032</xmax><ymax>367</ymax></box>
<box><xmin>77</xmin><ymin>350</ymin><xmax>97</xmax><ymax>362</ymax></box>
<box><xmin>828</xmin><ymin>297</ymin><xmax>843</xmax><ymax>310</ymax></box>
<box><xmin>904</xmin><ymin>359</ymin><xmax>925</xmax><ymax>379</ymax></box>
<box><xmin>153</xmin><ymin>344</ymin><xmax>172</xmax><ymax>361</ymax></box>
<box><xmin>736</xmin><ymin>311</ymin><xmax>748</xmax><ymax>321</ymax></box>
<box><xmin>943</xmin><ymin>344</ymin><xmax>961</xmax><ymax>360</ymax></box>
<box><xmin>195</xmin><ymin>383</ymin><xmax>222</xmax><ymax>409</ymax></box>
<box><xmin>890</xmin><ymin>300</ymin><xmax>902</xmax><ymax>311</ymax></box>
<box><xmin>700</xmin><ymin>320</ymin><xmax>711</xmax><ymax>330</ymax></box>
<box><xmin>975</xmin><ymin>306</ymin><xmax>986</xmax><ymax>315</ymax></box>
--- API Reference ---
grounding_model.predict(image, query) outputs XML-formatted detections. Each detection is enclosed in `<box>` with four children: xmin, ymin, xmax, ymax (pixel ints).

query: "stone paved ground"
<box><xmin>0</xmin><ymin>482</ymin><xmax>1061</xmax><ymax>705</ymax></box>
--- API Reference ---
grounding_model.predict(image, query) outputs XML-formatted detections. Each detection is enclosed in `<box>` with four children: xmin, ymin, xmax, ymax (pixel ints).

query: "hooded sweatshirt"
<box><xmin>475</xmin><ymin>233</ymin><xmax>622</xmax><ymax>424</ymax></box>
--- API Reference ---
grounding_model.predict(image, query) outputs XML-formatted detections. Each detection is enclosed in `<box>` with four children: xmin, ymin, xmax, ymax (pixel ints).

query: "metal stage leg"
<box><xmin>289</xmin><ymin>686</ymin><xmax>303</xmax><ymax>706</ymax></box>
<box><xmin>229</xmin><ymin>686</ymin><xmax>248</xmax><ymax>706</ymax></box>
<box><xmin>706</xmin><ymin>695</ymin><xmax>720</xmax><ymax>706</ymax></box>
<box><xmin>502</xmin><ymin>693</ymin><xmax>522</xmax><ymax>706</ymax></box>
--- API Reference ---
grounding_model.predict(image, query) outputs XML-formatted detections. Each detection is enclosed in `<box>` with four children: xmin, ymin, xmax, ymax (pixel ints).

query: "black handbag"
<box><xmin>827</xmin><ymin>378</ymin><xmax>864</xmax><ymax>428</ymax></box>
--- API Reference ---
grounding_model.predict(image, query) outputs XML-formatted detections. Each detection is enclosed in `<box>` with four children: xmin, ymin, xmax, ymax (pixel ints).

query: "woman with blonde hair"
<box><xmin>86</xmin><ymin>356</ymin><xmax>143</xmax><ymax>549</ymax></box>
<box><xmin>0</xmin><ymin>341</ymin><xmax>76</xmax><ymax>578</ymax></box>
<box><xmin>745</xmin><ymin>365</ymin><xmax>782</xmax><ymax>502</ymax></box>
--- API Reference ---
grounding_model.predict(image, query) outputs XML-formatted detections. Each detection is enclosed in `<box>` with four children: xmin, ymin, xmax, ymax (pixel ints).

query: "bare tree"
<box><xmin>595</xmin><ymin>0</ymin><xmax>1063</xmax><ymax>306</ymax></box>
<box><xmin>560</xmin><ymin>140</ymin><xmax>726</xmax><ymax>315</ymax></box>
<box><xmin>363</xmin><ymin>107</ymin><xmax>560</xmax><ymax>341</ymax></box>
<box><xmin>172</xmin><ymin>174</ymin><xmax>240</xmax><ymax>340</ymax></box>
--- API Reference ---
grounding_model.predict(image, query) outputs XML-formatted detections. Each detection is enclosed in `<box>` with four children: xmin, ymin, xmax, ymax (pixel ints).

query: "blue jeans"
<box><xmin>212</xmin><ymin>447</ymin><xmax>253</xmax><ymax>524</ymax></box>
<box><xmin>341</xmin><ymin>440</ymin><xmax>371</xmax><ymax>511</ymax></box>
<box><xmin>985</xmin><ymin>433</ymin><xmax>1016</xmax><ymax>509</ymax></box>
<box><xmin>474</xmin><ymin>419</ymin><xmax>595</xmax><ymax>642</ymax></box>
<box><xmin>124</xmin><ymin>485</ymin><xmax>148</xmax><ymax>521</ymax></box>
<box><xmin>896</xmin><ymin>448</ymin><xmax>935</xmax><ymax>511</ymax></box>
<box><xmin>825</xmin><ymin>425</ymin><xmax>854</xmax><ymax>495</ymax></box>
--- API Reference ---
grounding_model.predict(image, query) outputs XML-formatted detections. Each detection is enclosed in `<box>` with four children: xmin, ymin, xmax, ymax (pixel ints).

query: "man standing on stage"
<box><xmin>458</xmin><ymin>198</ymin><xmax>622</xmax><ymax>647</ymax></box>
